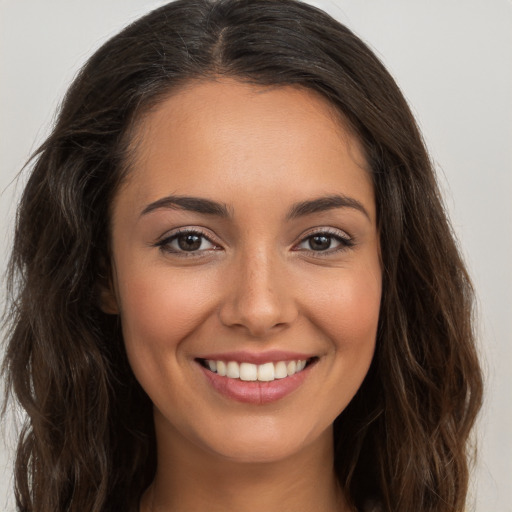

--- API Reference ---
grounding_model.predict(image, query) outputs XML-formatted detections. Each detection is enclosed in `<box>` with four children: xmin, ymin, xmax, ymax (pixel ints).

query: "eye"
<box><xmin>156</xmin><ymin>229</ymin><xmax>219</xmax><ymax>255</ymax></box>
<box><xmin>295</xmin><ymin>229</ymin><xmax>354</xmax><ymax>253</ymax></box>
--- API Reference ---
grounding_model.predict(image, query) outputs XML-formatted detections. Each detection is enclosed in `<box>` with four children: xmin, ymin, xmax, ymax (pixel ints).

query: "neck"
<box><xmin>141</xmin><ymin>411</ymin><xmax>349</xmax><ymax>512</ymax></box>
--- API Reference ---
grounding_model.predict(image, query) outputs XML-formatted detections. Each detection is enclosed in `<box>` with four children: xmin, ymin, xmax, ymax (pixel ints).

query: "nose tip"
<box><xmin>220</xmin><ymin>302</ymin><xmax>287</xmax><ymax>338</ymax></box>
<box><xmin>218</xmin><ymin>256</ymin><xmax>297</xmax><ymax>337</ymax></box>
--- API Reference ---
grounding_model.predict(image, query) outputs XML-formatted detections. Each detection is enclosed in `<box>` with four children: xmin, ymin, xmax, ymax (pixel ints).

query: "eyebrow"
<box><xmin>286</xmin><ymin>194</ymin><xmax>370</xmax><ymax>221</ymax></box>
<box><xmin>140</xmin><ymin>195</ymin><xmax>231</xmax><ymax>217</ymax></box>
<box><xmin>140</xmin><ymin>193</ymin><xmax>370</xmax><ymax>220</ymax></box>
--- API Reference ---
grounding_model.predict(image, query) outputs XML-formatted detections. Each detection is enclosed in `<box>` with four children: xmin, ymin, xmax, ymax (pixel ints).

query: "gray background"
<box><xmin>1</xmin><ymin>1</ymin><xmax>511</xmax><ymax>510</ymax></box>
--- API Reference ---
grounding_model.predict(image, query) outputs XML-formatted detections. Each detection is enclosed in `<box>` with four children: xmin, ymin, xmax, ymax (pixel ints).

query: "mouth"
<box><xmin>197</xmin><ymin>357</ymin><xmax>318</xmax><ymax>382</ymax></box>
<box><xmin>195</xmin><ymin>356</ymin><xmax>319</xmax><ymax>404</ymax></box>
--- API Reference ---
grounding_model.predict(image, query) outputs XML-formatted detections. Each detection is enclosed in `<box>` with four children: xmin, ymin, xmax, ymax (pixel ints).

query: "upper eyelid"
<box><xmin>155</xmin><ymin>227</ymin><xmax>219</xmax><ymax>245</ymax></box>
<box><xmin>153</xmin><ymin>229</ymin><xmax>221</xmax><ymax>257</ymax></box>
<box><xmin>296</xmin><ymin>226</ymin><xmax>353</xmax><ymax>242</ymax></box>
<box><xmin>292</xmin><ymin>227</ymin><xmax>355</xmax><ymax>253</ymax></box>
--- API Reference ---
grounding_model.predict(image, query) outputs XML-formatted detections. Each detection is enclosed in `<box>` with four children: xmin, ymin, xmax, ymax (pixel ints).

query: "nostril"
<box><xmin>217</xmin><ymin>275</ymin><xmax>298</xmax><ymax>336</ymax></box>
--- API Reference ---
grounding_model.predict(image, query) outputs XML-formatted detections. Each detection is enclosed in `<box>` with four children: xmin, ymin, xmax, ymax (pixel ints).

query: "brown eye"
<box><xmin>177</xmin><ymin>233</ymin><xmax>203</xmax><ymax>251</ymax></box>
<box><xmin>156</xmin><ymin>230</ymin><xmax>218</xmax><ymax>254</ymax></box>
<box><xmin>295</xmin><ymin>229</ymin><xmax>354</xmax><ymax>254</ymax></box>
<box><xmin>308</xmin><ymin>235</ymin><xmax>332</xmax><ymax>251</ymax></box>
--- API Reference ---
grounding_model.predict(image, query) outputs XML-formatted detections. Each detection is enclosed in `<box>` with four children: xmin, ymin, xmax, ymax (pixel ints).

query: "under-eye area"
<box><xmin>197</xmin><ymin>357</ymin><xmax>319</xmax><ymax>382</ymax></box>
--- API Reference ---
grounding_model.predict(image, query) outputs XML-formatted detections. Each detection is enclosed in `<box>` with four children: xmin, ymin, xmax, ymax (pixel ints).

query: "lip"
<box><xmin>196</xmin><ymin>355</ymin><xmax>318</xmax><ymax>405</ymax></box>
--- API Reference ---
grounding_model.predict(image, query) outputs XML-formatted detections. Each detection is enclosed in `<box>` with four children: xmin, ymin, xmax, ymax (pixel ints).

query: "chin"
<box><xmin>212</xmin><ymin>441</ymin><xmax>300</xmax><ymax>464</ymax></box>
<box><xmin>190</xmin><ymin>416</ymin><xmax>329</xmax><ymax>465</ymax></box>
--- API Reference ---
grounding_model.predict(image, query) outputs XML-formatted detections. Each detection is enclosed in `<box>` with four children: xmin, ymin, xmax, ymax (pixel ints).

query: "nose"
<box><xmin>218</xmin><ymin>249</ymin><xmax>298</xmax><ymax>338</ymax></box>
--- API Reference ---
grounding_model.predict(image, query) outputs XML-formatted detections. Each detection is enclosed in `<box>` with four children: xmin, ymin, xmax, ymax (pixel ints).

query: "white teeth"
<box><xmin>226</xmin><ymin>361</ymin><xmax>240</xmax><ymax>379</ymax></box>
<box><xmin>258</xmin><ymin>362</ymin><xmax>274</xmax><ymax>382</ymax></box>
<box><xmin>239</xmin><ymin>362</ymin><xmax>258</xmax><ymax>381</ymax></box>
<box><xmin>204</xmin><ymin>358</ymin><xmax>311</xmax><ymax>381</ymax></box>
<box><xmin>274</xmin><ymin>361</ymin><xmax>288</xmax><ymax>379</ymax></box>
<box><xmin>217</xmin><ymin>360</ymin><xmax>227</xmax><ymax>377</ymax></box>
<box><xmin>286</xmin><ymin>360</ymin><xmax>296</xmax><ymax>376</ymax></box>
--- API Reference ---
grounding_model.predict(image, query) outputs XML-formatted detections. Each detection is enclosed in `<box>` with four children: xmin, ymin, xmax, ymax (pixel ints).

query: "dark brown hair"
<box><xmin>2</xmin><ymin>1</ymin><xmax>483</xmax><ymax>511</ymax></box>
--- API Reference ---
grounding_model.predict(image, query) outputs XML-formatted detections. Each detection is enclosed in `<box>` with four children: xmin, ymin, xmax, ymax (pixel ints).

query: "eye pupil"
<box><xmin>309</xmin><ymin>235</ymin><xmax>331</xmax><ymax>251</ymax></box>
<box><xmin>178</xmin><ymin>234</ymin><xmax>202</xmax><ymax>251</ymax></box>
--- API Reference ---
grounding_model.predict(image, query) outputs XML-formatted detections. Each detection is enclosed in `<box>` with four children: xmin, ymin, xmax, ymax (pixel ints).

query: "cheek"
<box><xmin>303</xmin><ymin>266</ymin><xmax>382</xmax><ymax>350</ymax></box>
<box><xmin>338</xmin><ymin>277</ymin><xmax>380</xmax><ymax>343</ymax></box>
<box><xmin>116</xmin><ymin>266</ymin><xmax>220</xmax><ymax>361</ymax></box>
<box><xmin>319</xmin><ymin>270</ymin><xmax>381</xmax><ymax>401</ymax></box>
<box><xmin>288</xmin><ymin>263</ymin><xmax>381</xmax><ymax>434</ymax></box>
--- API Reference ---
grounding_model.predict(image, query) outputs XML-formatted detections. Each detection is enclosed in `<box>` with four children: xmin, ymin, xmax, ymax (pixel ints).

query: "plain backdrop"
<box><xmin>1</xmin><ymin>1</ymin><xmax>511</xmax><ymax>511</ymax></box>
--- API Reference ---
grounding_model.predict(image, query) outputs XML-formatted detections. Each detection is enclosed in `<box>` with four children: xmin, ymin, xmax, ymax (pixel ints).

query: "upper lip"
<box><xmin>196</xmin><ymin>350</ymin><xmax>317</xmax><ymax>365</ymax></box>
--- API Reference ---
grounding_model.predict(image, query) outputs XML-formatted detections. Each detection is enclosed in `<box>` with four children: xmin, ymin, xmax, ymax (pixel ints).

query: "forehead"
<box><xmin>116</xmin><ymin>78</ymin><xmax>374</xmax><ymax>221</ymax></box>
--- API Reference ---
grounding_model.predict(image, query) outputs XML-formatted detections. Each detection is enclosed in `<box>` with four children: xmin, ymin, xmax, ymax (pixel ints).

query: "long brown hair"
<box><xmin>2</xmin><ymin>1</ymin><xmax>483</xmax><ymax>511</ymax></box>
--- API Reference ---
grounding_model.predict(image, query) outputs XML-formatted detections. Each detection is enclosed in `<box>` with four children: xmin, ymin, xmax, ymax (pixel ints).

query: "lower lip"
<box><xmin>198</xmin><ymin>362</ymin><xmax>315</xmax><ymax>404</ymax></box>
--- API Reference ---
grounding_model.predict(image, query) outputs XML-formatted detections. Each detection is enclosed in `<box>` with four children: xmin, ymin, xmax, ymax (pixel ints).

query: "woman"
<box><xmin>2</xmin><ymin>0</ymin><xmax>483</xmax><ymax>511</ymax></box>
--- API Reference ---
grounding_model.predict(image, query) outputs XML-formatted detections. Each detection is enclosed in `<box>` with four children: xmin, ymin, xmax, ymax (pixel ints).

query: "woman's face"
<box><xmin>106</xmin><ymin>79</ymin><xmax>381</xmax><ymax>463</ymax></box>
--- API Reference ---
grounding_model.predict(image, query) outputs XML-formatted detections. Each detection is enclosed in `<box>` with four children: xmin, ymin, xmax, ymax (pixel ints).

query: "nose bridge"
<box><xmin>219</xmin><ymin>243</ymin><xmax>296</xmax><ymax>336</ymax></box>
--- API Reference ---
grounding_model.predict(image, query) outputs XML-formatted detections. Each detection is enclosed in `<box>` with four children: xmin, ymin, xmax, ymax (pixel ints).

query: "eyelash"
<box><xmin>155</xmin><ymin>228</ymin><xmax>220</xmax><ymax>257</ymax></box>
<box><xmin>154</xmin><ymin>227</ymin><xmax>355</xmax><ymax>257</ymax></box>
<box><xmin>293</xmin><ymin>228</ymin><xmax>355</xmax><ymax>256</ymax></box>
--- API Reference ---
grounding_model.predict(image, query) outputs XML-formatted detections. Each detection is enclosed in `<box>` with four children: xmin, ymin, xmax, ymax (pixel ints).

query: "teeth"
<box><xmin>217</xmin><ymin>360</ymin><xmax>227</xmax><ymax>377</ymax></box>
<box><xmin>240</xmin><ymin>362</ymin><xmax>258</xmax><ymax>381</ymax></box>
<box><xmin>204</xmin><ymin>358</ymin><xmax>310</xmax><ymax>381</ymax></box>
<box><xmin>286</xmin><ymin>360</ymin><xmax>296</xmax><ymax>376</ymax></box>
<box><xmin>226</xmin><ymin>361</ymin><xmax>240</xmax><ymax>379</ymax></box>
<box><xmin>274</xmin><ymin>361</ymin><xmax>288</xmax><ymax>379</ymax></box>
<box><xmin>258</xmin><ymin>362</ymin><xmax>274</xmax><ymax>382</ymax></box>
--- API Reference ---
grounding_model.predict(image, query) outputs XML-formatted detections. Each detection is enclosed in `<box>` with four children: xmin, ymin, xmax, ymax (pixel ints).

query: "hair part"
<box><xmin>2</xmin><ymin>1</ymin><xmax>482</xmax><ymax>511</ymax></box>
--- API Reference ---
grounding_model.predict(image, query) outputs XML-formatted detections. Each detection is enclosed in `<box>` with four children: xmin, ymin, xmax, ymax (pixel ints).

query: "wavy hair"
<box><xmin>2</xmin><ymin>0</ymin><xmax>482</xmax><ymax>511</ymax></box>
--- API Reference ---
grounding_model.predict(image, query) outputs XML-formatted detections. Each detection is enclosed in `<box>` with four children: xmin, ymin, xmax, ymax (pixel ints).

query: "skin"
<box><xmin>103</xmin><ymin>79</ymin><xmax>382</xmax><ymax>512</ymax></box>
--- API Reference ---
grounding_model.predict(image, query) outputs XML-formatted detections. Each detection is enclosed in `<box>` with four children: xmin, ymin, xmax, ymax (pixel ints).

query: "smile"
<box><xmin>196</xmin><ymin>352</ymin><xmax>319</xmax><ymax>404</ymax></box>
<box><xmin>199</xmin><ymin>358</ymin><xmax>312</xmax><ymax>382</ymax></box>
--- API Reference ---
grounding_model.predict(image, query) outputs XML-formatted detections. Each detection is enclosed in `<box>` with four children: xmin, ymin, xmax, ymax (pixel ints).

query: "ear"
<box><xmin>98</xmin><ymin>280</ymin><xmax>120</xmax><ymax>314</ymax></box>
<box><xmin>96</xmin><ymin>259</ymin><xmax>120</xmax><ymax>314</ymax></box>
